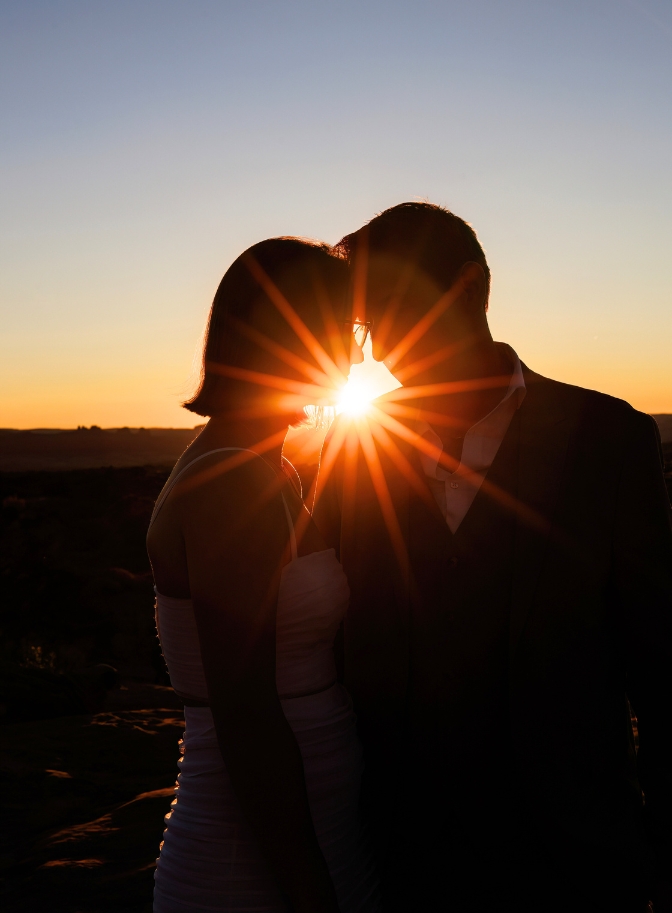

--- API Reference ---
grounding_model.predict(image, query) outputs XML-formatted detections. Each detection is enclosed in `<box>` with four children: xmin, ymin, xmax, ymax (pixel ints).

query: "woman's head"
<box><xmin>184</xmin><ymin>238</ymin><xmax>352</xmax><ymax>419</ymax></box>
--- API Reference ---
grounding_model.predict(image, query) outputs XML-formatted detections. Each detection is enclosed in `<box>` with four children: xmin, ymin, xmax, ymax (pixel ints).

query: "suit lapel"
<box><xmin>342</xmin><ymin>415</ymin><xmax>428</xmax><ymax>711</ymax></box>
<box><xmin>398</xmin><ymin>428</ymin><xmax>451</xmax><ymax>602</ymax></box>
<box><xmin>509</xmin><ymin>367</ymin><xmax>575</xmax><ymax>658</ymax></box>
<box><xmin>367</xmin><ymin>370</ymin><xmax>577</xmax><ymax>673</ymax></box>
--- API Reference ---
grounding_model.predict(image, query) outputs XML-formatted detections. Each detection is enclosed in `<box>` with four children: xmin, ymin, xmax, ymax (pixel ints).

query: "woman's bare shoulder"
<box><xmin>169</xmin><ymin>450</ymin><xmax>284</xmax><ymax>529</ymax></box>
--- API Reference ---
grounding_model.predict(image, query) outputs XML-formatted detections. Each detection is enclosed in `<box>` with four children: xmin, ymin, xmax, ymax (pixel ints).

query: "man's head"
<box><xmin>336</xmin><ymin>202</ymin><xmax>492</xmax><ymax>382</ymax></box>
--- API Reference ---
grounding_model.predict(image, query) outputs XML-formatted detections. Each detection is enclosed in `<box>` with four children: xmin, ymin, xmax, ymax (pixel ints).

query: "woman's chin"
<box><xmin>288</xmin><ymin>410</ymin><xmax>310</xmax><ymax>428</ymax></box>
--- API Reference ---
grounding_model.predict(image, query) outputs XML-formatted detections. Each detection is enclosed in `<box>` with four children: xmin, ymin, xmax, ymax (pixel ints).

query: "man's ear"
<box><xmin>458</xmin><ymin>261</ymin><xmax>488</xmax><ymax>312</ymax></box>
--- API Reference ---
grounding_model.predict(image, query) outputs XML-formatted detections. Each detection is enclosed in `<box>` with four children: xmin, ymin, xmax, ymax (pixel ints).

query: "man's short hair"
<box><xmin>336</xmin><ymin>201</ymin><xmax>491</xmax><ymax>304</ymax></box>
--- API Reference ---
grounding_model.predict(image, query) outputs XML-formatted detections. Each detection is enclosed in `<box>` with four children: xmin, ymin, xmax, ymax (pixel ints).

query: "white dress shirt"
<box><xmin>416</xmin><ymin>344</ymin><xmax>526</xmax><ymax>533</ymax></box>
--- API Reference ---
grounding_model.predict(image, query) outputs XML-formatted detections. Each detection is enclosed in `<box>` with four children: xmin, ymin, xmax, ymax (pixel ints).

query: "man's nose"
<box><xmin>371</xmin><ymin>336</ymin><xmax>386</xmax><ymax>363</ymax></box>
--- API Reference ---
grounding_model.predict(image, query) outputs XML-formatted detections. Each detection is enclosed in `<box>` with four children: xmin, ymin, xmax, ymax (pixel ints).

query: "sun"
<box><xmin>337</xmin><ymin>375</ymin><xmax>377</xmax><ymax>416</ymax></box>
<box><xmin>336</xmin><ymin>338</ymin><xmax>401</xmax><ymax>416</ymax></box>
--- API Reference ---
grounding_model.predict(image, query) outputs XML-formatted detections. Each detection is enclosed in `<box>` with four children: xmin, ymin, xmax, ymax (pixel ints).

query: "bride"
<box><xmin>147</xmin><ymin>237</ymin><xmax>380</xmax><ymax>913</ymax></box>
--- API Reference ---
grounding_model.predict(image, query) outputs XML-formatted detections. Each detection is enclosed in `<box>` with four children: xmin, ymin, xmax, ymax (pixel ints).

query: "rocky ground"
<box><xmin>0</xmin><ymin>424</ymin><xmax>668</xmax><ymax>912</ymax></box>
<box><xmin>0</xmin><ymin>456</ymin><xmax>325</xmax><ymax>913</ymax></box>
<box><xmin>1</xmin><ymin>682</ymin><xmax>184</xmax><ymax>913</ymax></box>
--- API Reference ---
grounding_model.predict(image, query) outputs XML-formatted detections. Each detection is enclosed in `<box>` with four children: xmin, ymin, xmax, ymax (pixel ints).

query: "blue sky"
<box><xmin>1</xmin><ymin>0</ymin><xmax>670</xmax><ymax>426</ymax></box>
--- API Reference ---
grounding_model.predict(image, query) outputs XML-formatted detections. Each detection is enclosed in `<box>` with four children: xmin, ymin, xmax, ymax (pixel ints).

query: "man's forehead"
<box><xmin>360</xmin><ymin>254</ymin><xmax>442</xmax><ymax>306</ymax></box>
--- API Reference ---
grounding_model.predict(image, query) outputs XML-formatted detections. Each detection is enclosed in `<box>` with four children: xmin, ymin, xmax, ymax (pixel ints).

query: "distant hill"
<box><xmin>1</xmin><ymin>414</ymin><xmax>670</xmax><ymax>472</ymax></box>
<box><xmin>654</xmin><ymin>414</ymin><xmax>672</xmax><ymax>445</ymax></box>
<box><xmin>0</xmin><ymin>423</ymin><xmax>329</xmax><ymax>477</ymax></box>
<box><xmin>0</xmin><ymin>427</ymin><xmax>202</xmax><ymax>471</ymax></box>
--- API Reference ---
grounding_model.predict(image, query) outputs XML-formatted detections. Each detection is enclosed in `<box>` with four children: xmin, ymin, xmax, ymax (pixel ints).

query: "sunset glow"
<box><xmin>337</xmin><ymin>375</ymin><xmax>377</xmax><ymax>416</ymax></box>
<box><xmin>336</xmin><ymin>339</ymin><xmax>401</xmax><ymax>416</ymax></box>
<box><xmin>1</xmin><ymin>4</ymin><xmax>671</xmax><ymax>431</ymax></box>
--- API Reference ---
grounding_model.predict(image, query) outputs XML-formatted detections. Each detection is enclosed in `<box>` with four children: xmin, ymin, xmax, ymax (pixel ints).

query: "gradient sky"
<box><xmin>1</xmin><ymin>0</ymin><xmax>670</xmax><ymax>428</ymax></box>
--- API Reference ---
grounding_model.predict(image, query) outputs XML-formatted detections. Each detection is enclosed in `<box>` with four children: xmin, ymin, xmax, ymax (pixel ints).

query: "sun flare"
<box><xmin>337</xmin><ymin>375</ymin><xmax>377</xmax><ymax>416</ymax></box>
<box><xmin>336</xmin><ymin>339</ymin><xmax>401</xmax><ymax>417</ymax></box>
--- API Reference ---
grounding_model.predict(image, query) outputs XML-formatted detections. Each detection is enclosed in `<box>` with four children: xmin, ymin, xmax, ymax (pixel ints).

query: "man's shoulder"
<box><xmin>523</xmin><ymin>365</ymin><xmax>652</xmax><ymax>434</ymax></box>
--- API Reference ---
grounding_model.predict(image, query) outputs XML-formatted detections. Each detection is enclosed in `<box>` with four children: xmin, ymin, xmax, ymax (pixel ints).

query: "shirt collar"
<box><xmin>415</xmin><ymin>343</ymin><xmax>526</xmax><ymax>477</ymax></box>
<box><xmin>494</xmin><ymin>343</ymin><xmax>526</xmax><ymax>410</ymax></box>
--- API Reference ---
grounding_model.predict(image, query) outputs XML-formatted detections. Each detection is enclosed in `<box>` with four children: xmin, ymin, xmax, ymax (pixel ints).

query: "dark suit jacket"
<box><xmin>315</xmin><ymin>364</ymin><xmax>672</xmax><ymax>892</ymax></box>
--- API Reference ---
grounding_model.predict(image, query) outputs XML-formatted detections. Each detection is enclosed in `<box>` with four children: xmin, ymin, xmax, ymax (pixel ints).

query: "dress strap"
<box><xmin>149</xmin><ymin>448</ymin><xmax>261</xmax><ymax>528</ymax></box>
<box><xmin>280</xmin><ymin>493</ymin><xmax>298</xmax><ymax>561</ymax></box>
<box><xmin>149</xmin><ymin>447</ymin><xmax>298</xmax><ymax>559</ymax></box>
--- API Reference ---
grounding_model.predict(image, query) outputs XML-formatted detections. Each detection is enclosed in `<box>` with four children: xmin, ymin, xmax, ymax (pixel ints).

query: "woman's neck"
<box><xmin>197</xmin><ymin>415</ymin><xmax>290</xmax><ymax>467</ymax></box>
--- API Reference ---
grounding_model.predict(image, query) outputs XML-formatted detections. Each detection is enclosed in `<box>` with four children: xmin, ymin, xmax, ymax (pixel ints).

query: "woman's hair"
<box><xmin>183</xmin><ymin>237</ymin><xmax>348</xmax><ymax>418</ymax></box>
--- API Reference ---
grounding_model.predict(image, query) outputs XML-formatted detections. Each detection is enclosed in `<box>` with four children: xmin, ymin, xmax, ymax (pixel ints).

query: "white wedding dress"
<box><xmin>150</xmin><ymin>449</ymin><xmax>380</xmax><ymax>913</ymax></box>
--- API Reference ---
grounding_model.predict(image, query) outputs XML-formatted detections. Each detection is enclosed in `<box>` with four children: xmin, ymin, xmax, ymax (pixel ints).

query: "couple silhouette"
<box><xmin>148</xmin><ymin>203</ymin><xmax>671</xmax><ymax>913</ymax></box>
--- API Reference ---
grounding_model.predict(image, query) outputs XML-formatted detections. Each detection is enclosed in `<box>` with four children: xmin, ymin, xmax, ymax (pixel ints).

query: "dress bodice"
<box><xmin>155</xmin><ymin>549</ymin><xmax>350</xmax><ymax>701</ymax></box>
<box><xmin>150</xmin><ymin>446</ymin><xmax>350</xmax><ymax>702</ymax></box>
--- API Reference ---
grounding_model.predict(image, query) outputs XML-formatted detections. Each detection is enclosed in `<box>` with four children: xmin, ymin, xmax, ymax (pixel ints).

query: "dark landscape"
<box><xmin>1</xmin><ymin>418</ymin><xmax>670</xmax><ymax>912</ymax></box>
<box><xmin>0</xmin><ymin>424</ymin><xmax>326</xmax><ymax>912</ymax></box>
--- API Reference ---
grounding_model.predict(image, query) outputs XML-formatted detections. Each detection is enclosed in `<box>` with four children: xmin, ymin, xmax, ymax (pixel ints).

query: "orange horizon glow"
<box><xmin>2</xmin><ymin>260</ymin><xmax>670</xmax><ymax>431</ymax></box>
<box><xmin>2</xmin><ymin>334</ymin><xmax>671</xmax><ymax>431</ymax></box>
<box><xmin>3</xmin><ymin>4</ymin><xmax>672</xmax><ymax>435</ymax></box>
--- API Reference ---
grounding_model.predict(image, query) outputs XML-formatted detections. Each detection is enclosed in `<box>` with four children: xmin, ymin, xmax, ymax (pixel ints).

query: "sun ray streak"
<box><xmin>230</xmin><ymin>318</ymin><xmax>336</xmax><ymax>388</ymax></box>
<box><xmin>244</xmin><ymin>254</ymin><xmax>344</xmax><ymax>385</ymax></box>
<box><xmin>314</xmin><ymin>278</ymin><xmax>351</xmax><ymax>376</ymax></box>
<box><xmin>308</xmin><ymin>417</ymin><xmax>350</xmax><ymax>515</ymax></box>
<box><xmin>205</xmin><ymin>362</ymin><xmax>337</xmax><ymax>405</ymax></box>
<box><xmin>380</xmin><ymin>374</ymin><xmax>515</xmax><ymax>403</ymax></box>
<box><xmin>356</xmin><ymin>418</ymin><xmax>410</xmax><ymax>574</ymax></box>
<box><xmin>368</xmin><ymin>406</ymin><xmax>551</xmax><ymax>532</ymax></box>
<box><xmin>370</xmin><ymin>256</ymin><xmax>419</xmax><ymax>356</ymax></box>
<box><xmin>392</xmin><ymin>336</ymin><xmax>474</xmax><ymax>385</ymax></box>
<box><xmin>165</xmin><ymin>428</ymin><xmax>318</xmax><ymax>564</ymax></box>
<box><xmin>350</xmin><ymin>228</ymin><xmax>369</xmax><ymax>324</ymax></box>
<box><xmin>384</xmin><ymin>283</ymin><xmax>463</xmax><ymax>371</ymax></box>
<box><xmin>368</xmin><ymin>421</ymin><xmax>437</xmax><ymax>510</ymax></box>
<box><xmin>171</xmin><ymin>429</ymin><xmax>289</xmax><ymax>498</ymax></box>
<box><xmin>376</xmin><ymin>400</ymin><xmax>463</xmax><ymax>431</ymax></box>
<box><xmin>341</xmin><ymin>421</ymin><xmax>361</xmax><ymax>550</ymax></box>
<box><xmin>218</xmin><ymin>404</ymin><xmax>312</xmax><ymax>423</ymax></box>
<box><xmin>368</xmin><ymin>405</ymin><xmax>461</xmax><ymax>474</ymax></box>
<box><xmin>376</xmin><ymin>399</ymin><xmax>513</xmax><ymax>433</ymax></box>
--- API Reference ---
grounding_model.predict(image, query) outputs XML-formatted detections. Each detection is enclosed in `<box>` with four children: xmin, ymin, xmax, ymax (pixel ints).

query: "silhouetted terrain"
<box><xmin>0</xmin><ymin>426</ymin><xmax>202</xmax><ymax>472</ymax></box>
<box><xmin>2</xmin><ymin>704</ymin><xmax>184</xmax><ymax>912</ymax></box>
<box><xmin>2</xmin><ymin>414</ymin><xmax>669</xmax><ymax>471</ymax></box>
<box><xmin>0</xmin><ymin>467</ymin><xmax>178</xmax><ymax>909</ymax></box>
<box><xmin>1</xmin><ymin>466</ymin><xmax>171</xmax><ymax>684</ymax></box>
<box><xmin>654</xmin><ymin>413</ymin><xmax>672</xmax><ymax>444</ymax></box>
<box><xmin>0</xmin><ymin>417</ymin><xmax>669</xmax><ymax>911</ymax></box>
<box><xmin>0</xmin><ymin>430</ymin><xmax>330</xmax><ymax>911</ymax></box>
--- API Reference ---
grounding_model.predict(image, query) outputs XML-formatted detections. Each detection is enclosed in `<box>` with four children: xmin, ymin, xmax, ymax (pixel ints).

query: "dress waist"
<box><xmin>181</xmin><ymin>681</ymin><xmax>354</xmax><ymax>750</ymax></box>
<box><xmin>175</xmin><ymin>679</ymin><xmax>338</xmax><ymax>707</ymax></box>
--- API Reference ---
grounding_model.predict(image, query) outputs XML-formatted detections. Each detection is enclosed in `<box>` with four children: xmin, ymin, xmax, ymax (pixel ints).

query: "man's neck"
<box><xmin>405</xmin><ymin>339</ymin><xmax>513</xmax><ymax>455</ymax></box>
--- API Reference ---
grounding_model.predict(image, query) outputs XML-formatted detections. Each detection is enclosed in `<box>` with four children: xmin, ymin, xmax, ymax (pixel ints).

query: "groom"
<box><xmin>315</xmin><ymin>203</ymin><xmax>672</xmax><ymax>912</ymax></box>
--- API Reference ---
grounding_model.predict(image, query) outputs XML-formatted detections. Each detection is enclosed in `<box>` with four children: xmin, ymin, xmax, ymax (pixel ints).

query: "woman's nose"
<box><xmin>350</xmin><ymin>339</ymin><xmax>364</xmax><ymax>365</ymax></box>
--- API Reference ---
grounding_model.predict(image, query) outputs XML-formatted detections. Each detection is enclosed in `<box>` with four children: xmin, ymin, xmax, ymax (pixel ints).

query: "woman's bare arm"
<box><xmin>178</xmin><ymin>461</ymin><xmax>339</xmax><ymax>913</ymax></box>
